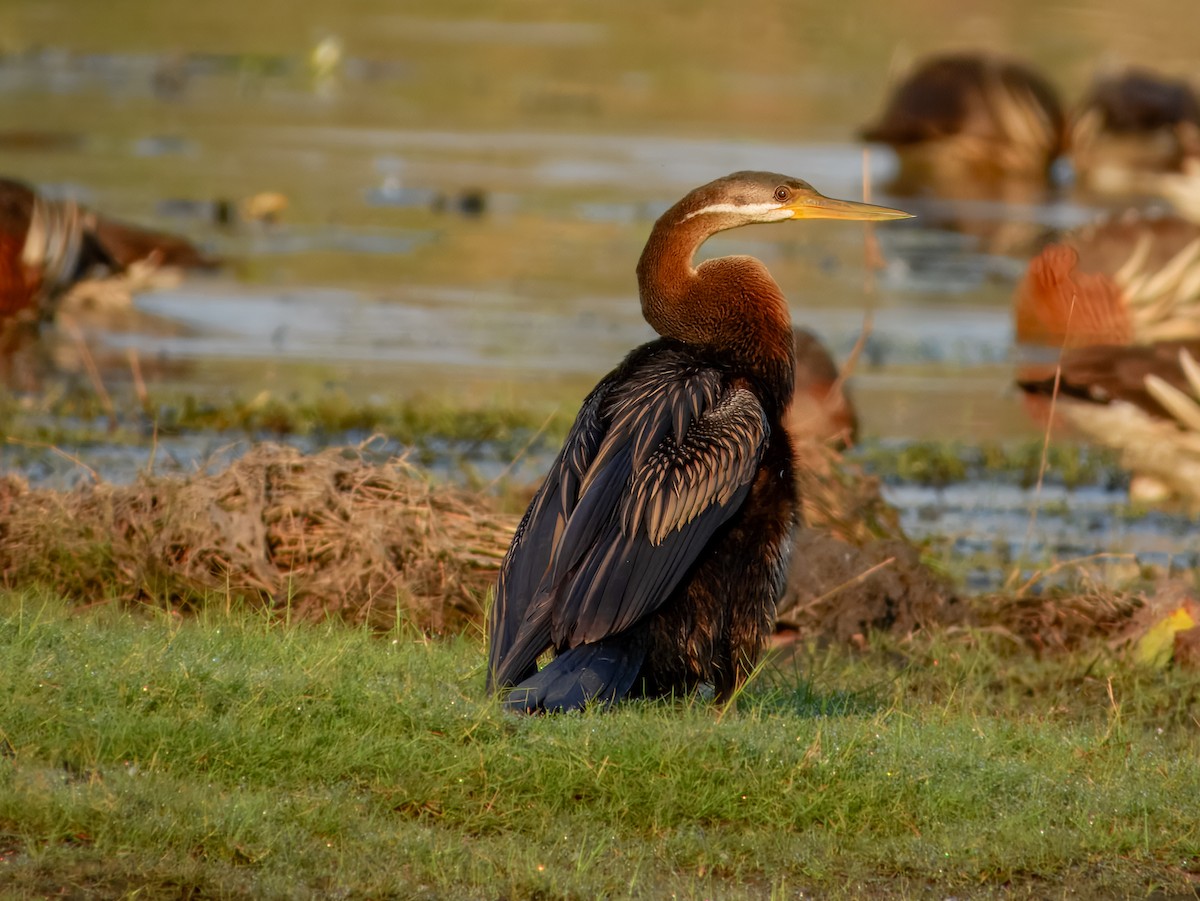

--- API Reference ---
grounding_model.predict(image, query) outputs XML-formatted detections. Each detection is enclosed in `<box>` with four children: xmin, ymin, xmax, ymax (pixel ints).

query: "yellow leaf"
<box><xmin>1133</xmin><ymin>605</ymin><xmax>1199</xmax><ymax>669</ymax></box>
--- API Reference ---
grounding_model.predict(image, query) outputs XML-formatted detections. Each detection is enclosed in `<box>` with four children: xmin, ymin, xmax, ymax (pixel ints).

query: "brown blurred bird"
<box><xmin>1017</xmin><ymin>340</ymin><xmax>1200</xmax><ymax>504</ymax></box>
<box><xmin>486</xmin><ymin>172</ymin><xmax>909</xmax><ymax>713</ymax></box>
<box><xmin>1015</xmin><ymin>235</ymin><xmax>1200</xmax><ymax>504</ymax></box>
<box><xmin>0</xmin><ymin>176</ymin><xmax>214</xmax><ymax>324</ymax></box>
<box><xmin>786</xmin><ymin>326</ymin><xmax>859</xmax><ymax>451</ymax></box>
<box><xmin>861</xmin><ymin>53</ymin><xmax>1067</xmax><ymax>195</ymax></box>
<box><xmin>1020</xmin><ymin>340</ymin><xmax>1200</xmax><ymax>420</ymax></box>
<box><xmin>1071</xmin><ymin>68</ymin><xmax>1200</xmax><ymax>197</ymax></box>
<box><xmin>1015</xmin><ymin>213</ymin><xmax>1200</xmax><ymax>350</ymax></box>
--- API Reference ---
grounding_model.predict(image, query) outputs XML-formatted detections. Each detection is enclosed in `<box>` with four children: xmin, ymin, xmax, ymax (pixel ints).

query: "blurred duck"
<box><xmin>861</xmin><ymin>53</ymin><xmax>1067</xmax><ymax>196</ymax></box>
<box><xmin>0</xmin><ymin>175</ymin><xmax>214</xmax><ymax>326</ymax></box>
<box><xmin>1015</xmin><ymin>212</ymin><xmax>1200</xmax><ymax>349</ymax></box>
<box><xmin>1070</xmin><ymin>68</ymin><xmax>1200</xmax><ymax>202</ymax></box>
<box><xmin>786</xmin><ymin>326</ymin><xmax>890</xmax><ymax>546</ymax></box>
<box><xmin>1015</xmin><ymin>234</ymin><xmax>1200</xmax><ymax>504</ymax></box>
<box><xmin>1018</xmin><ymin>339</ymin><xmax>1200</xmax><ymax>505</ymax></box>
<box><xmin>786</xmin><ymin>327</ymin><xmax>859</xmax><ymax>452</ymax></box>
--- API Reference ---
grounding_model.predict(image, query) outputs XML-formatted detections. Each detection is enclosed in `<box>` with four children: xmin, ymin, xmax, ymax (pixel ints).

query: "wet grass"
<box><xmin>3</xmin><ymin>384</ymin><xmax>1130</xmax><ymax>489</ymax></box>
<box><xmin>0</xmin><ymin>384</ymin><xmax>573</xmax><ymax>472</ymax></box>
<box><xmin>2</xmin><ymin>592</ymin><xmax>1199</xmax><ymax>899</ymax></box>
<box><xmin>858</xmin><ymin>439</ymin><xmax>1129</xmax><ymax>491</ymax></box>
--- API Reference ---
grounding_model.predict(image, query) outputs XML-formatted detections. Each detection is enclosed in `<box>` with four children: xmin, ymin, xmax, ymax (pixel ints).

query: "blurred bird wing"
<box><xmin>1014</xmin><ymin>244</ymin><xmax>1133</xmax><ymax>348</ymax></box>
<box><xmin>487</xmin><ymin>355</ymin><xmax>769</xmax><ymax>689</ymax></box>
<box><xmin>1018</xmin><ymin>340</ymin><xmax>1200</xmax><ymax>418</ymax></box>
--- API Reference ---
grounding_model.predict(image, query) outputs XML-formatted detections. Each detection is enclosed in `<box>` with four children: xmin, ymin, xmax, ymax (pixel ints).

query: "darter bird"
<box><xmin>486</xmin><ymin>171</ymin><xmax>910</xmax><ymax>712</ymax></box>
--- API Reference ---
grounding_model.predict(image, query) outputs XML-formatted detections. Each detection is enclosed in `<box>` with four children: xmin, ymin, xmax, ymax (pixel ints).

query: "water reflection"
<box><xmin>2</xmin><ymin>0</ymin><xmax>1199</xmax><ymax>561</ymax></box>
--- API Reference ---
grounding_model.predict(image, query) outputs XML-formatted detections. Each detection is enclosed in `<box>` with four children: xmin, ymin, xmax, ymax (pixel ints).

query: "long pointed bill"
<box><xmin>784</xmin><ymin>192</ymin><xmax>913</xmax><ymax>222</ymax></box>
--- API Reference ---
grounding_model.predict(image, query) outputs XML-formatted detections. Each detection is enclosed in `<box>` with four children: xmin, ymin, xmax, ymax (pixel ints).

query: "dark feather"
<box><xmin>1017</xmin><ymin>340</ymin><xmax>1200</xmax><ymax>418</ymax></box>
<box><xmin>485</xmin><ymin>383</ymin><xmax>609</xmax><ymax>689</ymax></box>
<box><xmin>501</xmin><ymin>633</ymin><xmax>648</xmax><ymax>714</ymax></box>
<box><xmin>487</xmin><ymin>340</ymin><xmax>771</xmax><ymax>699</ymax></box>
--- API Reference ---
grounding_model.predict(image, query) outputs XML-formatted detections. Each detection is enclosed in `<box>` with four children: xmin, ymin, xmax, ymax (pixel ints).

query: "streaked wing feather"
<box><xmin>566</xmin><ymin>495</ymin><xmax>751</xmax><ymax>645</ymax></box>
<box><xmin>549</xmin><ymin>441</ymin><xmax>633</xmax><ymax>585</ymax></box>
<box><xmin>557</xmin><ymin>384</ymin><xmax>768</xmax><ymax>644</ymax></box>
<box><xmin>488</xmin><ymin>347</ymin><xmax>770</xmax><ymax>689</ymax></box>
<box><xmin>487</xmin><ymin>382</ymin><xmax>610</xmax><ymax>688</ymax></box>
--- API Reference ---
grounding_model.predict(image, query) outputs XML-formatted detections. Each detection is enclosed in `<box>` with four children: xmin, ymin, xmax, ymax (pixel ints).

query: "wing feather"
<box><xmin>486</xmin><ymin>382</ymin><xmax>609</xmax><ymax>689</ymax></box>
<box><xmin>487</xmin><ymin>346</ymin><xmax>771</xmax><ymax>690</ymax></box>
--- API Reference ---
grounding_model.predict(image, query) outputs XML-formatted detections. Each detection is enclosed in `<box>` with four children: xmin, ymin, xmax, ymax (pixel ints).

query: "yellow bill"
<box><xmin>784</xmin><ymin>191</ymin><xmax>913</xmax><ymax>222</ymax></box>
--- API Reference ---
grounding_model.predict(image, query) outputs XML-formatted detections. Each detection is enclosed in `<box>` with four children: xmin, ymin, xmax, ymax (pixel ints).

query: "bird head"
<box><xmin>680</xmin><ymin>171</ymin><xmax>912</xmax><ymax>229</ymax></box>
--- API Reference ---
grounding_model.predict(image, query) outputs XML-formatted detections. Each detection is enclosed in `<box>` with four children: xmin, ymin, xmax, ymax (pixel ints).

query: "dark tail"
<box><xmin>501</xmin><ymin>635</ymin><xmax>647</xmax><ymax>714</ymax></box>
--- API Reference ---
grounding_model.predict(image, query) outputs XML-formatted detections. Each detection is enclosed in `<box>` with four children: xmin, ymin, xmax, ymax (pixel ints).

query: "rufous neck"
<box><xmin>636</xmin><ymin>211</ymin><xmax>707</xmax><ymax>332</ymax></box>
<box><xmin>635</xmin><ymin>209</ymin><xmax>794</xmax><ymax>406</ymax></box>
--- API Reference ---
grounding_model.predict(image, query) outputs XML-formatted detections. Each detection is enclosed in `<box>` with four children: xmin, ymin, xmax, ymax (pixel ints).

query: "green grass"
<box><xmin>2</xmin><ymin>593</ymin><xmax>1199</xmax><ymax>898</ymax></box>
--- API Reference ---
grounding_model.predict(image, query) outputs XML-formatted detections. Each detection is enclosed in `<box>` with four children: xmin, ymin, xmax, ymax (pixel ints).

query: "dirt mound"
<box><xmin>0</xmin><ymin>444</ymin><xmax>515</xmax><ymax>632</ymax></box>
<box><xmin>778</xmin><ymin>530</ymin><xmax>961</xmax><ymax>644</ymax></box>
<box><xmin>776</xmin><ymin>445</ymin><xmax>961</xmax><ymax>644</ymax></box>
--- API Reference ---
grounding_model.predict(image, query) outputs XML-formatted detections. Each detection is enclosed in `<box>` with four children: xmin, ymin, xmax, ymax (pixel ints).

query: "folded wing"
<box><xmin>486</xmin><ymin>349</ymin><xmax>770</xmax><ymax>698</ymax></box>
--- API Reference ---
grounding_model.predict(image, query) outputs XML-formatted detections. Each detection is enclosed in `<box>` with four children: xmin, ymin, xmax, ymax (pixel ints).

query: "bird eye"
<box><xmin>773</xmin><ymin>186</ymin><xmax>790</xmax><ymax>202</ymax></box>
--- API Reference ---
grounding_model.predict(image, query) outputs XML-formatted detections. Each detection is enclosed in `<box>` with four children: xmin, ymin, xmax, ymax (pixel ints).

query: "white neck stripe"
<box><xmin>682</xmin><ymin>201</ymin><xmax>790</xmax><ymax>221</ymax></box>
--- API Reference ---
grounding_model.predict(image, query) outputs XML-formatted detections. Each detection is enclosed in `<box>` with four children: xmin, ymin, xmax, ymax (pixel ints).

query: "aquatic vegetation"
<box><xmin>861</xmin><ymin>438</ymin><xmax>1127</xmax><ymax>490</ymax></box>
<box><xmin>1</xmin><ymin>385</ymin><xmax>573</xmax><ymax>472</ymax></box>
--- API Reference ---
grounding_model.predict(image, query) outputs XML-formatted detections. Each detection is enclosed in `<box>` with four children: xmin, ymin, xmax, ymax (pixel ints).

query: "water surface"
<box><xmin>2</xmin><ymin>0</ymin><xmax>1198</xmax><ymax>567</ymax></box>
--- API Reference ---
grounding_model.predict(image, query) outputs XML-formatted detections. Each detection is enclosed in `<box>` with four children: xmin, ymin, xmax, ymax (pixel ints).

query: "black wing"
<box><xmin>486</xmin><ymin>347</ymin><xmax>770</xmax><ymax>692</ymax></box>
<box><xmin>485</xmin><ymin>378</ymin><xmax>610</xmax><ymax>690</ymax></box>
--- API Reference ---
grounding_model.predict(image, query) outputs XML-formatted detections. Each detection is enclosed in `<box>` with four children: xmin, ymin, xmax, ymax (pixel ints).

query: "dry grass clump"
<box><xmin>969</xmin><ymin>588</ymin><xmax>1146</xmax><ymax>653</ymax></box>
<box><xmin>3</xmin><ymin>437</ymin><xmax>1191</xmax><ymax>657</ymax></box>
<box><xmin>2</xmin><ymin>437</ymin><xmax>958</xmax><ymax>646</ymax></box>
<box><xmin>775</xmin><ymin>444</ymin><xmax>1200</xmax><ymax>659</ymax></box>
<box><xmin>0</xmin><ymin>444</ymin><xmax>517</xmax><ymax>632</ymax></box>
<box><xmin>971</xmin><ymin>579</ymin><xmax>1200</xmax><ymax>662</ymax></box>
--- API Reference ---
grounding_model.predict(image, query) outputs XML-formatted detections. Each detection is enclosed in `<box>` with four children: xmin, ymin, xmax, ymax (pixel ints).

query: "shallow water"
<box><xmin>2</xmin><ymin>0</ymin><xmax>1199</xmax><ymax>569</ymax></box>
